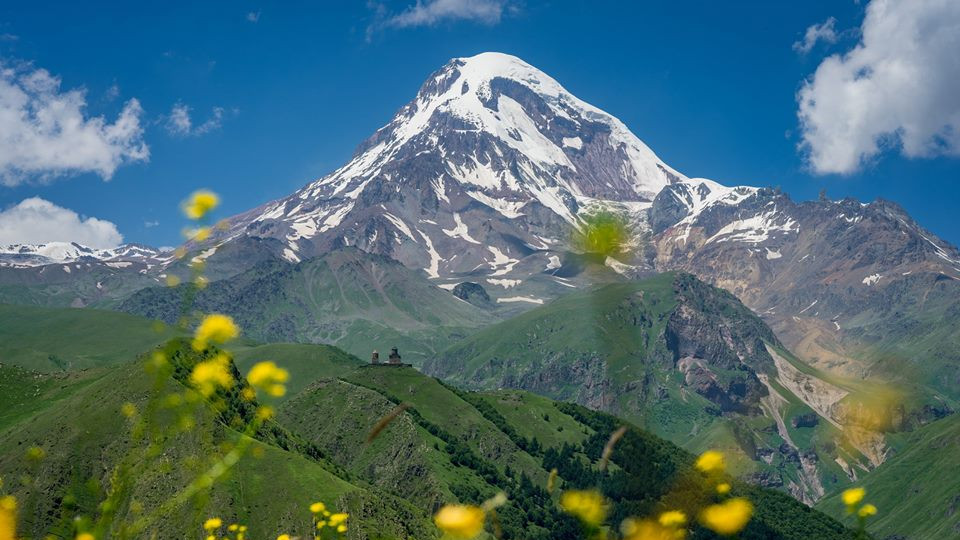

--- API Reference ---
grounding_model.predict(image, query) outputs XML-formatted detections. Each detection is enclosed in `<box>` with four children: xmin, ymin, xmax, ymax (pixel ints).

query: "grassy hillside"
<box><xmin>0</xmin><ymin>355</ymin><xmax>434</xmax><ymax>539</ymax></box>
<box><xmin>816</xmin><ymin>414</ymin><xmax>960</xmax><ymax>539</ymax></box>
<box><xmin>120</xmin><ymin>248</ymin><xmax>496</xmax><ymax>365</ymax></box>
<box><xmin>0</xmin><ymin>303</ymin><xmax>178</xmax><ymax>371</ymax></box>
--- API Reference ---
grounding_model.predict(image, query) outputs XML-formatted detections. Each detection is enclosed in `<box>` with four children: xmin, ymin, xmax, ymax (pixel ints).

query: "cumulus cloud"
<box><xmin>368</xmin><ymin>0</ymin><xmax>509</xmax><ymax>38</ymax></box>
<box><xmin>797</xmin><ymin>0</ymin><xmax>960</xmax><ymax>175</ymax></box>
<box><xmin>0</xmin><ymin>197</ymin><xmax>123</xmax><ymax>248</ymax></box>
<box><xmin>793</xmin><ymin>17</ymin><xmax>838</xmax><ymax>54</ymax></box>
<box><xmin>165</xmin><ymin>102</ymin><xmax>224</xmax><ymax>136</ymax></box>
<box><xmin>0</xmin><ymin>61</ymin><xmax>149</xmax><ymax>186</ymax></box>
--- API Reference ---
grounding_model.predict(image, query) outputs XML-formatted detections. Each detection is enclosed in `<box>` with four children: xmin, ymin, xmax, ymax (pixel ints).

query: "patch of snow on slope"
<box><xmin>862</xmin><ymin>274</ymin><xmax>882</xmax><ymax>286</ymax></box>
<box><xmin>467</xmin><ymin>191</ymin><xmax>526</xmax><ymax>218</ymax></box>
<box><xmin>487</xmin><ymin>278</ymin><xmax>521</xmax><ymax>288</ymax></box>
<box><xmin>282</xmin><ymin>248</ymin><xmax>301</xmax><ymax>263</ymax></box>
<box><xmin>765</xmin><ymin>248</ymin><xmax>782</xmax><ymax>260</ymax></box>
<box><xmin>418</xmin><ymin>231</ymin><xmax>441</xmax><ymax>278</ymax></box>
<box><xmin>488</xmin><ymin>246</ymin><xmax>519</xmax><ymax>276</ymax></box>
<box><xmin>546</xmin><ymin>255</ymin><xmax>561</xmax><ymax>270</ymax></box>
<box><xmin>442</xmin><ymin>213</ymin><xmax>480</xmax><ymax>244</ymax></box>
<box><xmin>706</xmin><ymin>210</ymin><xmax>798</xmax><ymax>244</ymax></box>
<box><xmin>497</xmin><ymin>296</ymin><xmax>544</xmax><ymax>305</ymax></box>
<box><xmin>383</xmin><ymin>213</ymin><xmax>416</xmax><ymax>242</ymax></box>
<box><xmin>562</xmin><ymin>136</ymin><xmax>583</xmax><ymax>149</ymax></box>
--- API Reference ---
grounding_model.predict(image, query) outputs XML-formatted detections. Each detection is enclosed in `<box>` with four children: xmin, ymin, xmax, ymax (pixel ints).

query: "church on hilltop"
<box><xmin>367</xmin><ymin>347</ymin><xmax>411</xmax><ymax>367</ymax></box>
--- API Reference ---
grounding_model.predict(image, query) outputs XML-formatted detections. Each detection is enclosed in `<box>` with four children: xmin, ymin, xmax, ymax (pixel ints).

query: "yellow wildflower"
<box><xmin>1</xmin><ymin>495</ymin><xmax>17</xmax><ymax>540</ymax></box>
<box><xmin>560</xmin><ymin>489</ymin><xmax>608</xmax><ymax>526</ymax></box>
<box><xmin>695</xmin><ymin>450</ymin><xmax>725</xmax><ymax>475</ymax></box>
<box><xmin>192</xmin><ymin>314</ymin><xmax>239</xmax><ymax>350</ymax></box>
<box><xmin>121</xmin><ymin>402</ymin><xmax>137</xmax><ymax>418</ymax></box>
<box><xmin>165</xmin><ymin>275</ymin><xmax>181</xmax><ymax>287</ymax></box>
<box><xmin>26</xmin><ymin>446</ymin><xmax>46</xmax><ymax>461</ymax></box>
<box><xmin>310</xmin><ymin>501</ymin><xmax>327</xmax><ymax>514</ymax></box>
<box><xmin>256</xmin><ymin>405</ymin><xmax>275</xmax><ymax>420</ymax></box>
<box><xmin>434</xmin><ymin>504</ymin><xmax>485</xmax><ymax>538</ymax></box>
<box><xmin>228</xmin><ymin>524</ymin><xmax>239</xmax><ymax>531</ymax></box>
<box><xmin>699</xmin><ymin>497</ymin><xmax>752</xmax><ymax>536</ymax></box>
<box><xmin>842</xmin><ymin>487</ymin><xmax>865</xmax><ymax>512</ymax></box>
<box><xmin>277</xmin><ymin>535</ymin><xmax>291</xmax><ymax>540</ymax></box>
<box><xmin>203</xmin><ymin>517</ymin><xmax>222</xmax><ymax>531</ymax></box>
<box><xmin>547</xmin><ymin>467</ymin><xmax>559</xmax><ymax>493</ymax></box>
<box><xmin>192</xmin><ymin>227</ymin><xmax>212</xmax><ymax>242</ymax></box>
<box><xmin>189</xmin><ymin>354</ymin><xmax>234</xmax><ymax>397</ymax></box>
<box><xmin>621</xmin><ymin>518</ymin><xmax>678</xmax><ymax>540</ymax></box>
<box><xmin>658</xmin><ymin>510</ymin><xmax>687</xmax><ymax>528</ymax></box>
<box><xmin>329</xmin><ymin>512</ymin><xmax>348</xmax><ymax>532</ymax></box>
<box><xmin>858</xmin><ymin>503</ymin><xmax>877</xmax><ymax>518</ymax></box>
<box><xmin>183</xmin><ymin>190</ymin><xmax>220</xmax><ymax>220</ymax></box>
<box><xmin>76</xmin><ymin>534</ymin><xmax>95</xmax><ymax>540</ymax></box>
<box><xmin>716</xmin><ymin>482</ymin><xmax>731</xmax><ymax>495</ymax></box>
<box><xmin>247</xmin><ymin>361</ymin><xmax>289</xmax><ymax>397</ymax></box>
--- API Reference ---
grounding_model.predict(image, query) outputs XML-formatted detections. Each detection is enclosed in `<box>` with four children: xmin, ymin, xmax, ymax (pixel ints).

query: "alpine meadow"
<box><xmin>1</xmin><ymin>2</ymin><xmax>959</xmax><ymax>539</ymax></box>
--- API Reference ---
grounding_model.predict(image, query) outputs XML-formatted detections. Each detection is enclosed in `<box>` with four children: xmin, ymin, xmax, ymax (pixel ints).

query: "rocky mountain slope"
<box><xmin>424</xmin><ymin>272</ymin><xmax>885</xmax><ymax>504</ymax></box>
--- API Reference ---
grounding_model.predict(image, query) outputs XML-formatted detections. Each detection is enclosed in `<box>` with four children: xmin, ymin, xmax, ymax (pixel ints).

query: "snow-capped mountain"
<box><xmin>0</xmin><ymin>242</ymin><xmax>167</xmax><ymax>267</ymax></box>
<box><xmin>211</xmin><ymin>52</ymin><xmax>688</xmax><ymax>302</ymax></box>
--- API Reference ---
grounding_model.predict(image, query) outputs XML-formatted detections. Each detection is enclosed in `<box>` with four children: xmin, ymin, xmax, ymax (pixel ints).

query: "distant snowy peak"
<box><xmin>0</xmin><ymin>242</ymin><xmax>166</xmax><ymax>267</ymax></box>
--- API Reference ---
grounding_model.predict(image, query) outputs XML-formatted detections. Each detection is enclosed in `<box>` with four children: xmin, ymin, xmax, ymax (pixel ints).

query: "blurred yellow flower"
<box><xmin>25</xmin><ymin>446</ymin><xmax>46</xmax><ymax>461</ymax></box>
<box><xmin>203</xmin><ymin>517</ymin><xmax>222</xmax><ymax>531</ymax></box>
<box><xmin>329</xmin><ymin>512</ymin><xmax>348</xmax><ymax>531</ymax></box>
<box><xmin>1</xmin><ymin>495</ymin><xmax>17</xmax><ymax>540</ymax></box>
<box><xmin>621</xmin><ymin>518</ymin><xmax>678</xmax><ymax>540</ymax></box>
<box><xmin>842</xmin><ymin>487</ymin><xmax>866</xmax><ymax>512</ymax></box>
<box><xmin>699</xmin><ymin>497</ymin><xmax>753</xmax><ymax>536</ymax></box>
<box><xmin>165</xmin><ymin>275</ymin><xmax>181</xmax><ymax>287</ymax></box>
<box><xmin>192</xmin><ymin>314</ymin><xmax>239</xmax><ymax>350</ymax></box>
<box><xmin>310</xmin><ymin>501</ymin><xmax>327</xmax><ymax>514</ymax></box>
<box><xmin>75</xmin><ymin>534</ymin><xmax>95</xmax><ymax>540</ymax></box>
<box><xmin>434</xmin><ymin>504</ymin><xmax>485</xmax><ymax>538</ymax></box>
<box><xmin>716</xmin><ymin>482</ymin><xmax>731</xmax><ymax>495</ymax></box>
<box><xmin>560</xmin><ymin>489</ymin><xmax>608</xmax><ymax>526</ymax></box>
<box><xmin>256</xmin><ymin>405</ymin><xmax>275</xmax><ymax>420</ymax></box>
<box><xmin>247</xmin><ymin>361</ymin><xmax>289</xmax><ymax>397</ymax></box>
<box><xmin>120</xmin><ymin>402</ymin><xmax>137</xmax><ymax>418</ymax></box>
<box><xmin>184</xmin><ymin>190</ymin><xmax>220</xmax><ymax>220</ymax></box>
<box><xmin>189</xmin><ymin>355</ymin><xmax>234</xmax><ymax>397</ymax></box>
<box><xmin>658</xmin><ymin>510</ymin><xmax>687</xmax><ymax>528</ymax></box>
<box><xmin>277</xmin><ymin>535</ymin><xmax>290</xmax><ymax>540</ymax></box>
<box><xmin>858</xmin><ymin>503</ymin><xmax>877</xmax><ymax>518</ymax></box>
<box><xmin>695</xmin><ymin>450</ymin><xmax>725</xmax><ymax>474</ymax></box>
<box><xmin>192</xmin><ymin>226</ymin><xmax>212</xmax><ymax>242</ymax></box>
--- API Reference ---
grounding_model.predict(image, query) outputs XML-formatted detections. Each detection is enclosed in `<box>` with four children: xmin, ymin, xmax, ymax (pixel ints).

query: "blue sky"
<box><xmin>0</xmin><ymin>0</ymin><xmax>958</xmax><ymax>248</ymax></box>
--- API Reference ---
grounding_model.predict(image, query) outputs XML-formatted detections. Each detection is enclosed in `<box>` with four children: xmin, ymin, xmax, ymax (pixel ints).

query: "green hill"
<box><xmin>0</xmin><ymin>304</ymin><xmax>860</xmax><ymax>539</ymax></box>
<box><xmin>120</xmin><ymin>248</ymin><xmax>496</xmax><ymax>365</ymax></box>
<box><xmin>0</xmin><ymin>303</ymin><xmax>178</xmax><ymax>371</ymax></box>
<box><xmin>816</xmin><ymin>414</ymin><xmax>960</xmax><ymax>539</ymax></box>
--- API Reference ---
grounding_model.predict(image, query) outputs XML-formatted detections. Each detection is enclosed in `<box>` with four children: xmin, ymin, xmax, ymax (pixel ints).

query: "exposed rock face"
<box><xmin>452</xmin><ymin>282</ymin><xmax>492</xmax><ymax>307</ymax></box>
<box><xmin>792</xmin><ymin>412</ymin><xmax>820</xmax><ymax>428</ymax></box>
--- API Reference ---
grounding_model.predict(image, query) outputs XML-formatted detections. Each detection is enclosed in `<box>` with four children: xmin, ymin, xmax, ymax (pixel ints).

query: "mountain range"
<box><xmin>2</xmin><ymin>52</ymin><xmax>958</xmax><ymax>537</ymax></box>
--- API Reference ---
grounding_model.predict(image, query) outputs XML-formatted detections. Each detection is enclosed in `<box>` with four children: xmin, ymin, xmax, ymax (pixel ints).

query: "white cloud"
<box><xmin>797</xmin><ymin>0</ymin><xmax>960</xmax><ymax>175</ymax></box>
<box><xmin>165</xmin><ymin>102</ymin><xmax>224</xmax><ymax>136</ymax></box>
<box><xmin>369</xmin><ymin>0</ymin><xmax>508</xmax><ymax>38</ymax></box>
<box><xmin>0</xmin><ymin>61</ymin><xmax>149</xmax><ymax>186</ymax></box>
<box><xmin>793</xmin><ymin>16</ymin><xmax>838</xmax><ymax>54</ymax></box>
<box><xmin>0</xmin><ymin>197</ymin><xmax>123</xmax><ymax>248</ymax></box>
<box><xmin>246</xmin><ymin>11</ymin><xmax>261</xmax><ymax>23</ymax></box>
